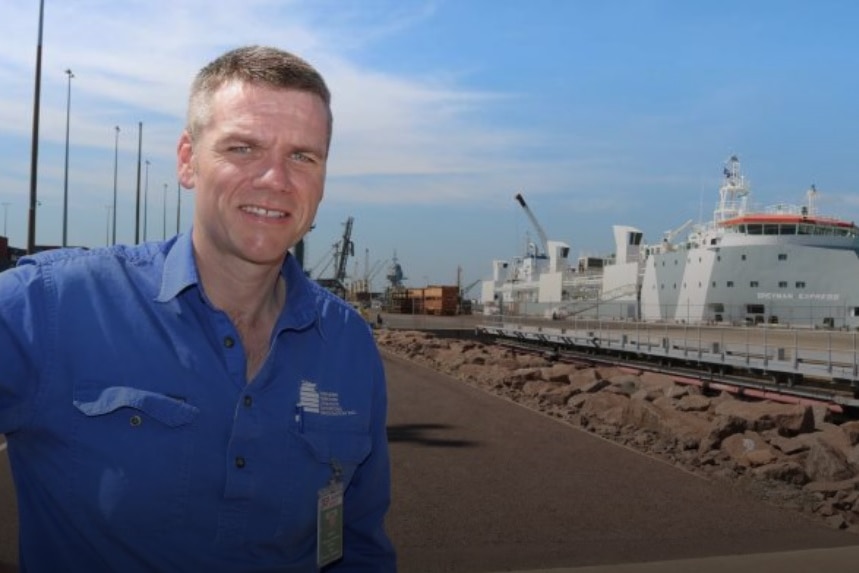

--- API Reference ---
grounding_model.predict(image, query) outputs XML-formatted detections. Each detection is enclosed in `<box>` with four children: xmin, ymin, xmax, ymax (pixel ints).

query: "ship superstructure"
<box><xmin>482</xmin><ymin>156</ymin><xmax>859</xmax><ymax>329</ymax></box>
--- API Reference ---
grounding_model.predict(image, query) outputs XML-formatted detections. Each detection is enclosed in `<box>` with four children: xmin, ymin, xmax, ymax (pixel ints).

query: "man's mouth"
<box><xmin>241</xmin><ymin>205</ymin><xmax>287</xmax><ymax>218</ymax></box>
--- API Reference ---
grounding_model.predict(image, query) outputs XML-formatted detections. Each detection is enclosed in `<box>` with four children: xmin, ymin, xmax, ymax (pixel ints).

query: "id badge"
<box><xmin>317</xmin><ymin>480</ymin><xmax>344</xmax><ymax>567</ymax></box>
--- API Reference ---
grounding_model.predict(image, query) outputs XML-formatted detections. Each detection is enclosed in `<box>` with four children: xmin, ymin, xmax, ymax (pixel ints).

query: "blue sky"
<box><xmin>2</xmin><ymin>1</ymin><xmax>859</xmax><ymax>292</ymax></box>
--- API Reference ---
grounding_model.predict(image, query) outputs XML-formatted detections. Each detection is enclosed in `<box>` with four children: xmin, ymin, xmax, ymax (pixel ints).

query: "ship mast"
<box><xmin>714</xmin><ymin>155</ymin><xmax>749</xmax><ymax>223</ymax></box>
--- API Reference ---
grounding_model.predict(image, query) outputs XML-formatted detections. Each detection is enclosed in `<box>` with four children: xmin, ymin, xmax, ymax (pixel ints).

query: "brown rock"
<box><xmin>713</xmin><ymin>400</ymin><xmax>814</xmax><ymax>436</ymax></box>
<box><xmin>675</xmin><ymin>395</ymin><xmax>711</xmax><ymax>412</ymax></box>
<box><xmin>721</xmin><ymin>432</ymin><xmax>779</xmax><ymax>467</ymax></box>
<box><xmin>767</xmin><ymin>434</ymin><xmax>809</xmax><ymax>455</ymax></box>
<box><xmin>578</xmin><ymin>393</ymin><xmax>630</xmax><ymax>428</ymax></box>
<box><xmin>751</xmin><ymin>461</ymin><xmax>808</xmax><ymax>485</ymax></box>
<box><xmin>539</xmin><ymin>363</ymin><xmax>579</xmax><ymax>383</ymax></box>
<box><xmin>802</xmin><ymin>437</ymin><xmax>855</xmax><ymax>482</ymax></box>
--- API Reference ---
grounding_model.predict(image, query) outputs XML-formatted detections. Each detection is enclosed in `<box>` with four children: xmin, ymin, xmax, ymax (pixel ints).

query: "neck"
<box><xmin>195</xmin><ymin>249</ymin><xmax>287</xmax><ymax>328</ymax></box>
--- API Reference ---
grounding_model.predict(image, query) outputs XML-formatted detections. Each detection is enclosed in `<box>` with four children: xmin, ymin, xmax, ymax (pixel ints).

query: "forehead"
<box><xmin>204</xmin><ymin>81</ymin><xmax>331</xmax><ymax>144</ymax></box>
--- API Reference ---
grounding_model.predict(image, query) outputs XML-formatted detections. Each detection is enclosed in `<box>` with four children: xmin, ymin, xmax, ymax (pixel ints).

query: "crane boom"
<box><xmin>515</xmin><ymin>193</ymin><xmax>549</xmax><ymax>257</ymax></box>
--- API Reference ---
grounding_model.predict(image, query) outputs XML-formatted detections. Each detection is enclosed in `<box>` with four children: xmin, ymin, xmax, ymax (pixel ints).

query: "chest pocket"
<box><xmin>71</xmin><ymin>382</ymin><xmax>200</xmax><ymax>537</ymax></box>
<box><xmin>274</xmin><ymin>426</ymin><xmax>372</xmax><ymax>549</ymax></box>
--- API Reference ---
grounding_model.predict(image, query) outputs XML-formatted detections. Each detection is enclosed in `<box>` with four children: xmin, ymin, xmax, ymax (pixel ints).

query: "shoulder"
<box><xmin>0</xmin><ymin>243</ymin><xmax>169</xmax><ymax>298</ymax></box>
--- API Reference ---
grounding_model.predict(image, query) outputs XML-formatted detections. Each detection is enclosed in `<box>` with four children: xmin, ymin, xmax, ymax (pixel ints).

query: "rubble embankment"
<box><xmin>376</xmin><ymin>329</ymin><xmax>859</xmax><ymax>533</ymax></box>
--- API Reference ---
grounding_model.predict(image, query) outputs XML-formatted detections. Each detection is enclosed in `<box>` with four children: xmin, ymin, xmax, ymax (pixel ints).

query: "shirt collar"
<box><xmin>156</xmin><ymin>231</ymin><xmax>322</xmax><ymax>334</ymax></box>
<box><xmin>156</xmin><ymin>231</ymin><xmax>198</xmax><ymax>302</ymax></box>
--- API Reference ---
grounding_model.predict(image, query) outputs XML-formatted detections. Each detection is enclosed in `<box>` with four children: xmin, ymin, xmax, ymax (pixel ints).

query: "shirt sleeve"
<box><xmin>0</xmin><ymin>262</ymin><xmax>43</xmax><ymax>436</ymax></box>
<box><xmin>329</xmin><ymin>345</ymin><xmax>397</xmax><ymax>572</ymax></box>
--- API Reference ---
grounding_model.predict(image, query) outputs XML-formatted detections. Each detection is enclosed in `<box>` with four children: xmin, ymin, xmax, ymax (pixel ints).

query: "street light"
<box><xmin>143</xmin><ymin>159</ymin><xmax>150</xmax><ymax>241</ymax></box>
<box><xmin>162</xmin><ymin>183</ymin><xmax>168</xmax><ymax>240</ymax></box>
<box><xmin>112</xmin><ymin>125</ymin><xmax>120</xmax><ymax>245</ymax></box>
<box><xmin>61</xmin><ymin>68</ymin><xmax>74</xmax><ymax>247</ymax></box>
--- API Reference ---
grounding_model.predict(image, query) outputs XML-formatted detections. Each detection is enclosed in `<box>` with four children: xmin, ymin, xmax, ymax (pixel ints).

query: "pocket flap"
<box><xmin>73</xmin><ymin>385</ymin><xmax>199</xmax><ymax>427</ymax></box>
<box><xmin>299</xmin><ymin>431</ymin><xmax>372</xmax><ymax>465</ymax></box>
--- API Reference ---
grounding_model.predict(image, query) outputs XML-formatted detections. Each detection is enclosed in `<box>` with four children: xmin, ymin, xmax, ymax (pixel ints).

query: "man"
<box><xmin>0</xmin><ymin>46</ymin><xmax>396</xmax><ymax>572</ymax></box>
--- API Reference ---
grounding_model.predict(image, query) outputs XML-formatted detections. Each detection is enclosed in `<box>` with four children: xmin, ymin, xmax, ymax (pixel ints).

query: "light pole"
<box><xmin>112</xmin><ymin>125</ymin><xmax>120</xmax><ymax>245</ymax></box>
<box><xmin>61</xmin><ymin>68</ymin><xmax>74</xmax><ymax>247</ymax></box>
<box><xmin>143</xmin><ymin>159</ymin><xmax>150</xmax><ymax>241</ymax></box>
<box><xmin>162</xmin><ymin>183</ymin><xmax>168</xmax><ymax>240</ymax></box>
<box><xmin>104</xmin><ymin>205</ymin><xmax>112</xmax><ymax>246</ymax></box>
<box><xmin>134</xmin><ymin>121</ymin><xmax>143</xmax><ymax>244</ymax></box>
<box><xmin>27</xmin><ymin>0</ymin><xmax>45</xmax><ymax>254</ymax></box>
<box><xmin>1</xmin><ymin>202</ymin><xmax>10</xmax><ymax>237</ymax></box>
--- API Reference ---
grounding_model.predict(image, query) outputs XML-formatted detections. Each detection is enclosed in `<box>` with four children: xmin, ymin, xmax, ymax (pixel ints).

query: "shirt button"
<box><xmin>129</xmin><ymin>415</ymin><xmax>142</xmax><ymax>427</ymax></box>
<box><xmin>243</xmin><ymin>395</ymin><xmax>253</xmax><ymax>407</ymax></box>
<box><xmin>235</xmin><ymin>456</ymin><xmax>246</xmax><ymax>469</ymax></box>
<box><xmin>224</xmin><ymin>336</ymin><xmax>235</xmax><ymax>348</ymax></box>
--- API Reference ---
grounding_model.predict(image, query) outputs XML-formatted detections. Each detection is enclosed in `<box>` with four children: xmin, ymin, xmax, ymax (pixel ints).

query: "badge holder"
<box><xmin>317</xmin><ymin>459</ymin><xmax>344</xmax><ymax>568</ymax></box>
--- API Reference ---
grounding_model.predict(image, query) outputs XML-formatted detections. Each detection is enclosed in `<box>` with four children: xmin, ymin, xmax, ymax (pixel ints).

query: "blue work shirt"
<box><xmin>0</xmin><ymin>232</ymin><xmax>396</xmax><ymax>572</ymax></box>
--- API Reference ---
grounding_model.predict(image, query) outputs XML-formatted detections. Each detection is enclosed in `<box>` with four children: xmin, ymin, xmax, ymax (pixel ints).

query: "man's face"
<box><xmin>178</xmin><ymin>81</ymin><xmax>329</xmax><ymax>267</ymax></box>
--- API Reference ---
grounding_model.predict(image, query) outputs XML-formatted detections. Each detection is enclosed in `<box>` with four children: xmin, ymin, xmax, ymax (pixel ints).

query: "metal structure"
<box><xmin>477</xmin><ymin>319</ymin><xmax>859</xmax><ymax>404</ymax></box>
<box><xmin>62</xmin><ymin>68</ymin><xmax>74</xmax><ymax>247</ymax></box>
<box><xmin>515</xmin><ymin>192</ymin><xmax>550</xmax><ymax>257</ymax></box>
<box><xmin>386</xmin><ymin>252</ymin><xmax>405</xmax><ymax>288</ymax></box>
<box><xmin>315</xmin><ymin>216</ymin><xmax>355</xmax><ymax>298</ymax></box>
<box><xmin>112</xmin><ymin>126</ymin><xmax>120</xmax><ymax>245</ymax></box>
<box><xmin>332</xmin><ymin>216</ymin><xmax>354</xmax><ymax>286</ymax></box>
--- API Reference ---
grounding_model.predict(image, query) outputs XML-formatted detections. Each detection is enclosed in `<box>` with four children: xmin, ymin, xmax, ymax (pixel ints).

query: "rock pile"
<box><xmin>376</xmin><ymin>329</ymin><xmax>859</xmax><ymax>533</ymax></box>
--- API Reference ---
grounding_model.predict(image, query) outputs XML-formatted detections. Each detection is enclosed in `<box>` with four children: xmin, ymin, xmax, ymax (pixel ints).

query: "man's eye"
<box><xmin>291</xmin><ymin>152</ymin><xmax>312</xmax><ymax>163</ymax></box>
<box><xmin>229</xmin><ymin>145</ymin><xmax>252</xmax><ymax>154</ymax></box>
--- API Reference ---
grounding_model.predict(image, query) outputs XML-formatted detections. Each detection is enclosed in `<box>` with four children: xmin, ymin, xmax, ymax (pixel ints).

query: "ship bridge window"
<box><xmin>778</xmin><ymin>253</ymin><xmax>787</xmax><ymax>261</ymax></box>
<box><xmin>780</xmin><ymin>224</ymin><xmax>796</xmax><ymax>235</ymax></box>
<box><xmin>741</xmin><ymin>254</ymin><xmax>747</xmax><ymax>261</ymax></box>
<box><xmin>852</xmin><ymin>307</ymin><xmax>859</xmax><ymax>318</ymax></box>
<box><xmin>750</xmin><ymin>281</ymin><xmax>759</xmax><ymax>287</ymax></box>
<box><xmin>798</xmin><ymin>224</ymin><xmax>813</xmax><ymax>235</ymax></box>
<box><xmin>814</xmin><ymin>226</ymin><xmax>833</xmax><ymax>236</ymax></box>
<box><xmin>747</xmin><ymin>224</ymin><xmax>763</xmax><ymax>235</ymax></box>
<box><xmin>727</xmin><ymin>281</ymin><xmax>734</xmax><ymax>287</ymax></box>
<box><xmin>747</xmin><ymin>304</ymin><xmax>765</xmax><ymax>314</ymax></box>
<box><xmin>796</xmin><ymin>281</ymin><xmax>806</xmax><ymax>288</ymax></box>
<box><xmin>764</xmin><ymin>224</ymin><xmax>779</xmax><ymax>235</ymax></box>
<box><xmin>630</xmin><ymin>232</ymin><xmax>643</xmax><ymax>245</ymax></box>
<box><xmin>779</xmin><ymin>281</ymin><xmax>788</xmax><ymax>288</ymax></box>
<box><xmin>737</xmin><ymin>224</ymin><xmax>746</xmax><ymax>233</ymax></box>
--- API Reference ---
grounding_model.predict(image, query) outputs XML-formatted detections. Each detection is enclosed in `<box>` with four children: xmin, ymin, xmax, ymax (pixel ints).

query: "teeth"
<box><xmin>242</xmin><ymin>206</ymin><xmax>285</xmax><ymax>218</ymax></box>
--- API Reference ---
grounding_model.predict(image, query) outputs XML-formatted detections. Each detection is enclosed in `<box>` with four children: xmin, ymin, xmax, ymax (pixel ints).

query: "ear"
<box><xmin>177</xmin><ymin>130</ymin><xmax>196</xmax><ymax>189</ymax></box>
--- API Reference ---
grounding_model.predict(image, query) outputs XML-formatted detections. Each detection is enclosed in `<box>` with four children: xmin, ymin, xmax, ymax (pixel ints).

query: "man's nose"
<box><xmin>256</xmin><ymin>158</ymin><xmax>293</xmax><ymax>191</ymax></box>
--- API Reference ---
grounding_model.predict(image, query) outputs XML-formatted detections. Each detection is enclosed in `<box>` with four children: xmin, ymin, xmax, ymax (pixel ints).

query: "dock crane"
<box><xmin>315</xmin><ymin>216</ymin><xmax>355</xmax><ymax>298</ymax></box>
<box><xmin>515</xmin><ymin>193</ymin><xmax>550</xmax><ymax>258</ymax></box>
<box><xmin>332</xmin><ymin>216</ymin><xmax>354</xmax><ymax>286</ymax></box>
